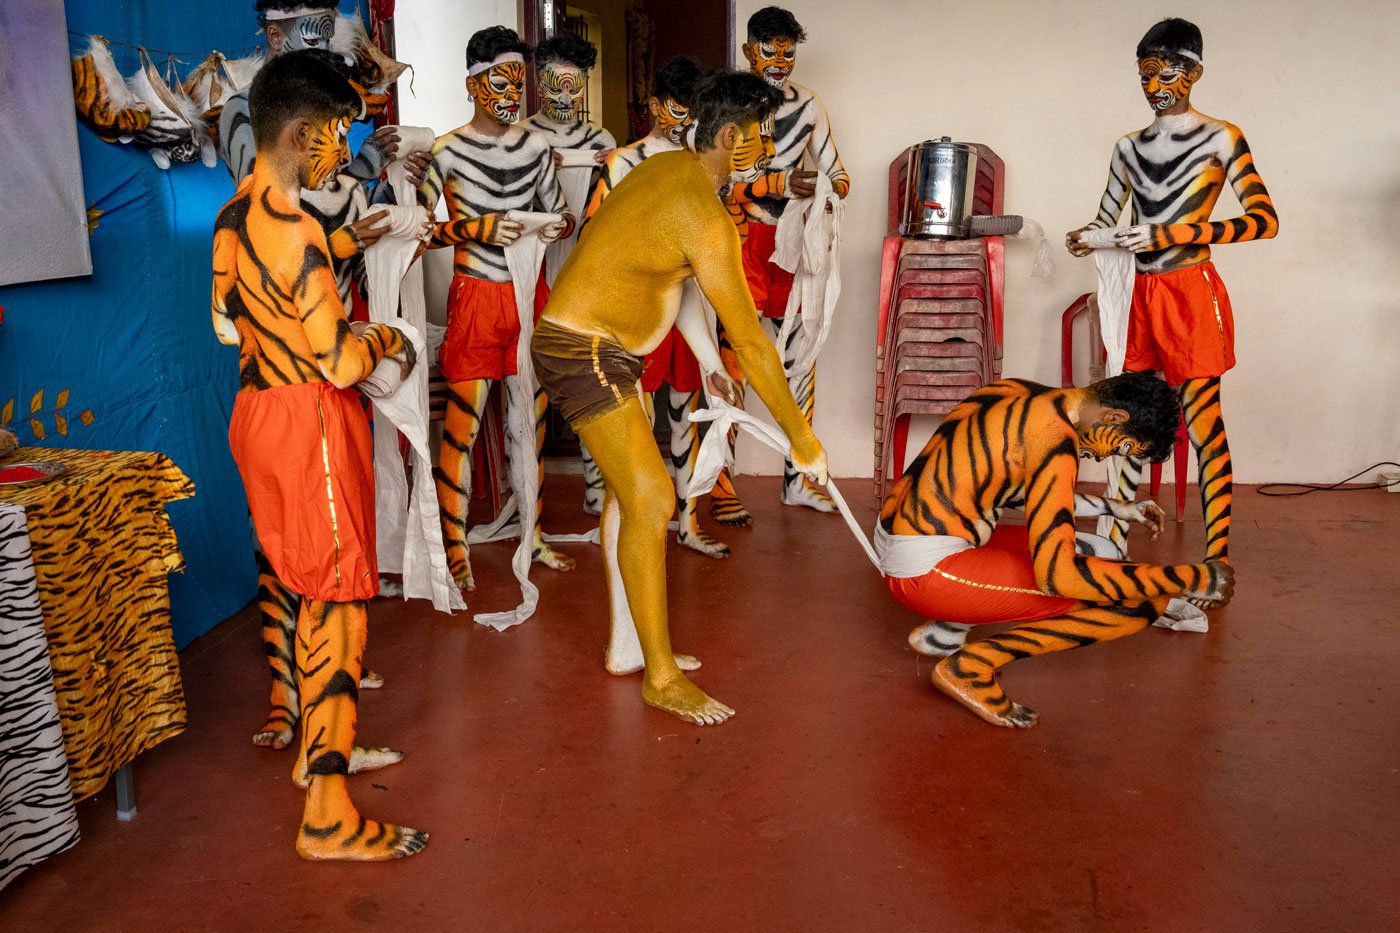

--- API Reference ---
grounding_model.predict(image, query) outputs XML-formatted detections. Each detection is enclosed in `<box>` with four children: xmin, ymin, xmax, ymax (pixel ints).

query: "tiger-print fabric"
<box><xmin>0</xmin><ymin>504</ymin><xmax>81</xmax><ymax>890</ymax></box>
<box><xmin>880</xmin><ymin>380</ymin><xmax>1227</xmax><ymax>605</ymax></box>
<box><xmin>0</xmin><ymin>448</ymin><xmax>192</xmax><ymax>799</ymax></box>
<box><xmin>71</xmin><ymin>50</ymin><xmax>152</xmax><ymax>141</ymax></box>
<box><xmin>211</xmin><ymin>172</ymin><xmax>408</xmax><ymax>392</ymax></box>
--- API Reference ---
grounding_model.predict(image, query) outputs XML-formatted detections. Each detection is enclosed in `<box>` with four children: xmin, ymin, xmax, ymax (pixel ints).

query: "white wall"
<box><xmin>729</xmin><ymin>0</ymin><xmax>1400</xmax><ymax>484</ymax></box>
<box><xmin>396</xmin><ymin>0</ymin><xmax>1400</xmax><ymax>483</ymax></box>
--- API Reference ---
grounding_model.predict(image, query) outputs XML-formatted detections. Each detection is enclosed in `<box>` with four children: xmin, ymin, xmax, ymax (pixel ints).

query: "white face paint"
<box><xmin>539</xmin><ymin>62</ymin><xmax>586</xmax><ymax>124</ymax></box>
<box><xmin>281</xmin><ymin>11</ymin><xmax>336</xmax><ymax>52</ymax></box>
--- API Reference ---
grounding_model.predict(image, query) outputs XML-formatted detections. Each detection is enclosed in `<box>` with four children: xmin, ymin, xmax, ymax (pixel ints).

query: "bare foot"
<box><xmin>642</xmin><ymin>671</ymin><xmax>734</xmax><ymax>725</ymax></box>
<box><xmin>710</xmin><ymin>491</ymin><xmax>753</xmax><ymax>527</ymax></box>
<box><xmin>252</xmin><ymin>725</ymin><xmax>294</xmax><ymax>749</ymax></box>
<box><xmin>583</xmin><ymin>492</ymin><xmax>603</xmax><ymax>516</ymax></box>
<box><xmin>907</xmin><ymin>621</ymin><xmax>972</xmax><ymax>658</ymax></box>
<box><xmin>532</xmin><ymin>540</ymin><xmax>576</xmax><ymax>571</ymax></box>
<box><xmin>604</xmin><ymin>649</ymin><xmax>701</xmax><ymax>676</ymax></box>
<box><xmin>294</xmin><ymin>746</ymin><xmax>405</xmax><ymax>789</ymax></box>
<box><xmin>296</xmin><ymin>818</ymin><xmax>428</xmax><ymax>861</ymax></box>
<box><xmin>678</xmin><ymin>528</ymin><xmax>730</xmax><ymax>559</ymax></box>
<box><xmin>448</xmin><ymin>559</ymin><xmax>475</xmax><ymax>593</ymax></box>
<box><xmin>932</xmin><ymin>657</ymin><xmax>1039</xmax><ymax>728</ymax></box>
<box><xmin>780</xmin><ymin>477</ymin><xmax>838</xmax><ymax>513</ymax></box>
<box><xmin>360</xmin><ymin>670</ymin><xmax>384</xmax><ymax>689</ymax></box>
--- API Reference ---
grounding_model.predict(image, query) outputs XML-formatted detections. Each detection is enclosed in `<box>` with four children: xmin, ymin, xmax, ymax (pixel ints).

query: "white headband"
<box><xmin>262</xmin><ymin>6</ymin><xmax>333</xmax><ymax>21</ymax></box>
<box><xmin>1177</xmin><ymin>49</ymin><xmax>1202</xmax><ymax>63</ymax></box>
<box><xmin>468</xmin><ymin>51</ymin><xmax>524</xmax><ymax>77</ymax></box>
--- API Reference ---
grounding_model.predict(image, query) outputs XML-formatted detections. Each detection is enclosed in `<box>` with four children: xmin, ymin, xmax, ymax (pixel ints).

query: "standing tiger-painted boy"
<box><xmin>419</xmin><ymin>26</ymin><xmax>574</xmax><ymax>594</ymax></box>
<box><xmin>211</xmin><ymin>51</ymin><xmax>425</xmax><ymax>859</ymax></box>
<box><xmin>708</xmin><ymin>5</ymin><xmax>850</xmax><ymax>528</ymax></box>
<box><xmin>1067</xmin><ymin>18</ymin><xmax>1279</xmax><ymax>563</ymax></box>
<box><xmin>878</xmin><ymin>374</ymin><xmax>1234</xmax><ymax>729</ymax></box>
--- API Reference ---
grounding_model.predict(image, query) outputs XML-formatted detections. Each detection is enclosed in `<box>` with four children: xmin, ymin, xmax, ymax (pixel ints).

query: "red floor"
<box><xmin>4</xmin><ymin>478</ymin><xmax>1399</xmax><ymax>931</ymax></box>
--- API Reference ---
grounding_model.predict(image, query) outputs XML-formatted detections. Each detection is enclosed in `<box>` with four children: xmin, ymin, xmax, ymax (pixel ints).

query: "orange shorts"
<box><xmin>885</xmin><ymin>525</ymin><xmax>1078</xmax><ymax>625</ymax></box>
<box><xmin>640</xmin><ymin>326</ymin><xmax>702</xmax><ymax>394</ymax></box>
<box><xmin>230</xmin><ymin>382</ymin><xmax>378</xmax><ymax>603</ymax></box>
<box><xmin>742</xmin><ymin>220</ymin><xmax>797</xmax><ymax>319</ymax></box>
<box><xmin>1124</xmin><ymin>261</ymin><xmax>1235</xmax><ymax>385</ymax></box>
<box><xmin>440</xmin><ymin>272</ymin><xmax>550</xmax><ymax>382</ymax></box>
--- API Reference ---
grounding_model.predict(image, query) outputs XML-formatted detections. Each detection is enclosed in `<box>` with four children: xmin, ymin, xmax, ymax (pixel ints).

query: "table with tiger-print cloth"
<box><xmin>0</xmin><ymin>503</ymin><xmax>80</xmax><ymax>891</ymax></box>
<box><xmin>0</xmin><ymin>448</ymin><xmax>193</xmax><ymax>800</ymax></box>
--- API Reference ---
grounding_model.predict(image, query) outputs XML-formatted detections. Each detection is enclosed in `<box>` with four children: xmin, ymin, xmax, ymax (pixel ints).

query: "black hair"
<box><xmin>1136</xmin><ymin>17</ymin><xmax>1203</xmax><ymax>69</ymax></box>
<box><xmin>467</xmin><ymin>25</ymin><xmax>529</xmax><ymax>69</ymax></box>
<box><xmin>534</xmin><ymin>33</ymin><xmax>597</xmax><ymax>71</ymax></box>
<box><xmin>746</xmin><ymin>6</ymin><xmax>806</xmax><ymax>44</ymax></box>
<box><xmin>689</xmin><ymin>70</ymin><xmax>780</xmax><ymax>151</ymax></box>
<box><xmin>1090</xmin><ymin>372</ymin><xmax>1181</xmax><ymax>463</ymax></box>
<box><xmin>249</xmin><ymin>48</ymin><xmax>362</xmax><ymax>148</ymax></box>
<box><xmin>254</xmin><ymin>0</ymin><xmax>335</xmax><ymax>21</ymax></box>
<box><xmin>652</xmin><ymin>55</ymin><xmax>704</xmax><ymax>107</ymax></box>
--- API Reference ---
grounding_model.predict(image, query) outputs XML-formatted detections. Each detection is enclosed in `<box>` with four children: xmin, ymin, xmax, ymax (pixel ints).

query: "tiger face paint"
<box><xmin>469</xmin><ymin>62</ymin><xmax>526</xmax><ymax>124</ymax></box>
<box><xmin>744</xmin><ymin>38</ymin><xmax>798</xmax><ymax>89</ymax></box>
<box><xmin>1138</xmin><ymin>56</ymin><xmax>1198</xmax><ymax>113</ymax></box>
<box><xmin>728</xmin><ymin>116</ymin><xmax>775</xmax><ymax>182</ymax></box>
<box><xmin>1078</xmin><ymin>422</ymin><xmax>1148</xmax><ymax>462</ymax></box>
<box><xmin>653</xmin><ymin>97</ymin><xmax>691</xmax><ymax>146</ymax></box>
<box><xmin>306</xmin><ymin>115</ymin><xmax>351</xmax><ymax>190</ymax></box>
<box><xmin>269</xmin><ymin>10</ymin><xmax>336</xmax><ymax>54</ymax></box>
<box><xmin>539</xmin><ymin>62</ymin><xmax>586</xmax><ymax>124</ymax></box>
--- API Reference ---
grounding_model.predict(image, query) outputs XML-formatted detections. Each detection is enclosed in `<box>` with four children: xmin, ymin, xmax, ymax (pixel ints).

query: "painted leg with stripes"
<box><xmin>293</xmin><ymin>599</ymin><xmax>426</xmax><ymax>861</ymax></box>
<box><xmin>433</xmin><ymin>378</ymin><xmax>491</xmax><ymax>593</ymax></box>
<box><xmin>710</xmin><ymin>322</ymin><xmax>754</xmax><ymax>527</ymax></box>
<box><xmin>506</xmin><ymin>375</ymin><xmax>575</xmax><ymax>571</ymax></box>
<box><xmin>1180</xmin><ymin>376</ymin><xmax>1232</xmax><ymax>563</ymax></box>
<box><xmin>669</xmin><ymin>386</ymin><xmax>729</xmax><ymax>558</ymax></box>
<box><xmin>765</xmin><ymin>317</ymin><xmax>835</xmax><ymax>513</ymax></box>
<box><xmin>931</xmin><ymin>598</ymin><xmax>1166</xmax><ymax>728</ymax></box>
<box><xmin>579</xmin><ymin>442</ymin><xmax>604</xmax><ymax>516</ymax></box>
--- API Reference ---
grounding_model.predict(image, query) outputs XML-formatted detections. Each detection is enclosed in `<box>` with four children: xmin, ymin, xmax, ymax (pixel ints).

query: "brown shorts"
<box><xmin>532</xmin><ymin>318</ymin><xmax>643</xmax><ymax>429</ymax></box>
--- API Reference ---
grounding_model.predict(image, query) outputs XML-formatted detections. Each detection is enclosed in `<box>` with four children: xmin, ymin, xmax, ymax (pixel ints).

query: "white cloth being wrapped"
<box><xmin>362</xmin><ymin>129</ymin><xmax>467</xmax><ymax>614</ymax></box>
<box><xmin>771</xmin><ymin>172</ymin><xmax>844</xmax><ymax>379</ymax></box>
<box><xmin>543</xmin><ymin>148</ymin><xmax>598</xmax><ymax>287</ymax></box>
<box><xmin>472</xmin><ymin>210</ymin><xmax>563</xmax><ymax>631</ymax></box>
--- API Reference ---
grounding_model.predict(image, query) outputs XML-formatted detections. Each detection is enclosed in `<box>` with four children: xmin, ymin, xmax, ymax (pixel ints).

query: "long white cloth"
<box><xmin>362</xmin><ymin>126</ymin><xmax>466</xmax><ymax>613</ymax></box>
<box><xmin>771</xmin><ymin>172</ymin><xmax>844</xmax><ymax>378</ymax></box>
<box><xmin>473</xmin><ymin>210</ymin><xmax>563</xmax><ymax>630</ymax></box>
<box><xmin>1081</xmin><ymin>226</ymin><xmax>1138</xmax><ymax>541</ymax></box>
<box><xmin>543</xmin><ymin>148</ymin><xmax>599</xmax><ymax>287</ymax></box>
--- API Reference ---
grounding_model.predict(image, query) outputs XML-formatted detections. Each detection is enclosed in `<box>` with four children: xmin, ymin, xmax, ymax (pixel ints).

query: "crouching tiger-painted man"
<box><xmin>877</xmin><ymin>375</ymin><xmax>1234</xmax><ymax>728</ymax></box>
<box><xmin>212</xmin><ymin>51</ymin><xmax>425</xmax><ymax>860</ymax></box>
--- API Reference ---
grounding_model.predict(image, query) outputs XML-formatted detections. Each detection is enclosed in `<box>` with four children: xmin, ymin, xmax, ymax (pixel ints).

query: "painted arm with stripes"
<box><xmin>805</xmin><ymin>93</ymin><xmax>849</xmax><ymax>197</ymax></box>
<box><xmin>532</xmin><ymin>141</ymin><xmax>576</xmax><ymax>241</ymax></box>
<box><xmin>1126</xmin><ymin>125</ymin><xmax>1279</xmax><ymax>252</ymax></box>
<box><xmin>1023</xmin><ymin>433</ymin><xmax>1229</xmax><ymax>604</ymax></box>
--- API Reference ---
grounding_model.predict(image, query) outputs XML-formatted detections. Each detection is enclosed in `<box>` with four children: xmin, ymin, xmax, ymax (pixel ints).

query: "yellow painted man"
<box><xmin>532</xmin><ymin>71</ymin><xmax>828</xmax><ymax>725</ymax></box>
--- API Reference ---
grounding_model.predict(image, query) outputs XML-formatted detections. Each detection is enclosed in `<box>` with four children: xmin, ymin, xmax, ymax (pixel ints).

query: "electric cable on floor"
<box><xmin>1257</xmin><ymin>461</ymin><xmax>1400</xmax><ymax>497</ymax></box>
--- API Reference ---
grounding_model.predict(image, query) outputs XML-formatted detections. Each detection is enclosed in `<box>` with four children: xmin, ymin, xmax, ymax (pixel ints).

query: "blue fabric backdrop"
<box><xmin>0</xmin><ymin>0</ymin><xmax>369</xmax><ymax>647</ymax></box>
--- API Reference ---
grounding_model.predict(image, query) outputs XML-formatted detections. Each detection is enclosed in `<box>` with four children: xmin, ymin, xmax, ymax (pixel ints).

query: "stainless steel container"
<box><xmin>899</xmin><ymin>137</ymin><xmax>979</xmax><ymax>239</ymax></box>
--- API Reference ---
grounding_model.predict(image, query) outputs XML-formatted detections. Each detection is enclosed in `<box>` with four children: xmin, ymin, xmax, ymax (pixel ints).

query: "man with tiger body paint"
<box><xmin>1067</xmin><ymin>18</ymin><xmax>1279</xmax><ymax>564</ymax></box>
<box><xmin>418</xmin><ymin>26</ymin><xmax>575</xmax><ymax>594</ymax></box>
<box><xmin>879</xmin><ymin>374</ymin><xmax>1235</xmax><ymax>729</ymax></box>
<box><xmin>211</xmin><ymin>52</ymin><xmax>426</xmax><ymax>859</ymax></box>
<box><xmin>579</xmin><ymin>57</ymin><xmax>736</xmax><ymax>559</ymax></box>
<box><xmin>707</xmin><ymin>5</ymin><xmax>850</xmax><ymax>528</ymax></box>
<box><xmin>533</xmin><ymin>71</ymin><xmax>826</xmax><ymax>725</ymax></box>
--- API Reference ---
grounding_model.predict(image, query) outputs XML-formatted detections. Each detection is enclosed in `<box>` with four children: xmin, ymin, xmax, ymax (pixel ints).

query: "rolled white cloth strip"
<box><xmin>544</xmin><ymin>154</ymin><xmax>595</xmax><ymax>287</ymax></box>
<box><xmin>771</xmin><ymin>171</ymin><xmax>844</xmax><ymax>378</ymax></box>
<box><xmin>688</xmin><ymin>393</ymin><xmax>879</xmax><ymax>568</ymax></box>
<box><xmin>386</xmin><ymin>126</ymin><xmax>436</xmax><ymax>200</ymax></box>
<box><xmin>1081</xmin><ymin>226</ymin><xmax>1136</xmax><ymax>378</ymax></box>
<box><xmin>1013</xmin><ymin>217</ymin><xmax>1056</xmax><ymax>279</ymax></box>
<box><xmin>473</xmin><ymin>210</ymin><xmax>563</xmax><ymax>631</ymax></box>
<box><xmin>363</xmin><ymin>199</ymin><xmax>466</xmax><ymax>613</ymax></box>
<box><xmin>468</xmin><ymin>51</ymin><xmax>525</xmax><ymax>77</ymax></box>
<box><xmin>873</xmin><ymin>524</ymin><xmax>971</xmax><ymax>578</ymax></box>
<box><xmin>1153</xmin><ymin>598</ymin><xmax>1210</xmax><ymax>633</ymax></box>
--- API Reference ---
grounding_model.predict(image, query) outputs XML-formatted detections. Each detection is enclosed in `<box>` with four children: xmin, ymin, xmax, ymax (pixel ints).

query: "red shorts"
<box><xmin>741</xmin><ymin>220</ymin><xmax>797</xmax><ymax>319</ymax></box>
<box><xmin>640</xmin><ymin>326</ymin><xmax>702</xmax><ymax>394</ymax></box>
<box><xmin>440</xmin><ymin>272</ymin><xmax>550</xmax><ymax>382</ymax></box>
<box><xmin>885</xmin><ymin>525</ymin><xmax>1078</xmax><ymax>625</ymax></box>
<box><xmin>1124</xmin><ymin>261</ymin><xmax>1235</xmax><ymax>385</ymax></box>
<box><xmin>230</xmin><ymin>382</ymin><xmax>378</xmax><ymax>603</ymax></box>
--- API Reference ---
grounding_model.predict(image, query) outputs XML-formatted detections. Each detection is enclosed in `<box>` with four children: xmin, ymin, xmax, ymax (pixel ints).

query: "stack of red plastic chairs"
<box><xmin>873</xmin><ymin>144</ymin><xmax>1005</xmax><ymax>502</ymax></box>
